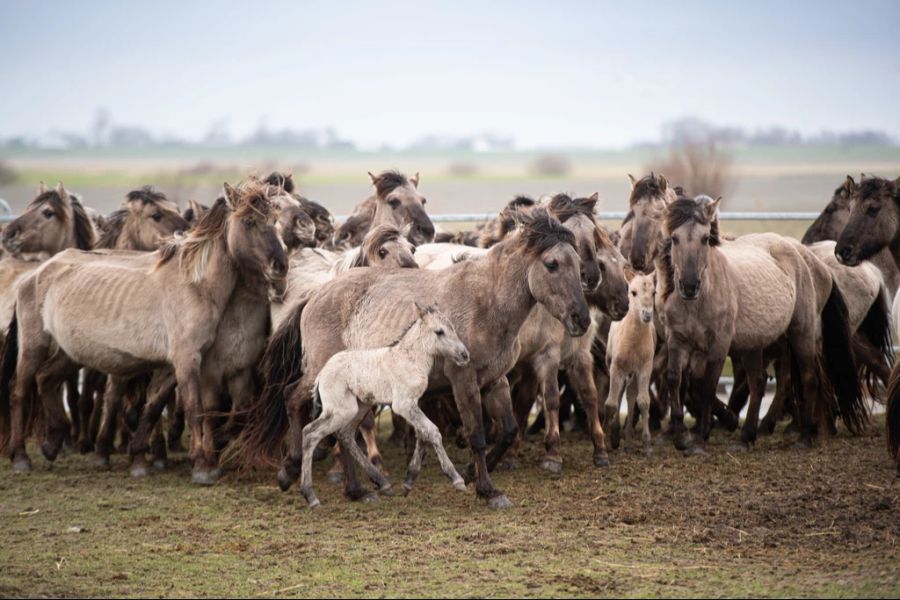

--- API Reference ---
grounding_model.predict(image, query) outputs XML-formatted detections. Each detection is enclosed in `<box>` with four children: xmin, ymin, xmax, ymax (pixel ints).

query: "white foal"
<box><xmin>604</xmin><ymin>272</ymin><xmax>657</xmax><ymax>456</ymax></box>
<box><xmin>299</xmin><ymin>302</ymin><xmax>471</xmax><ymax>508</ymax></box>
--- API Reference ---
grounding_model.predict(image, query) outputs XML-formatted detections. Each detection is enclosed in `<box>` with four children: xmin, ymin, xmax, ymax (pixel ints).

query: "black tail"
<box><xmin>821</xmin><ymin>281</ymin><xmax>868</xmax><ymax>435</ymax></box>
<box><xmin>225</xmin><ymin>304</ymin><xmax>305</xmax><ymax>470</ymax></box>
<box><xmin>0</xmin><ymin>312</ymin><xmax>17</xmax><ymax>455</ymax></box>
<box><xmin>886</xmin><ymin>357</ymin><xmax>900</xmax><ymax>472</ymax></box>
<box><xmin>854</xmin><ymin>288</ymin><xmax>894</xmax><ymax>400</ymax></box>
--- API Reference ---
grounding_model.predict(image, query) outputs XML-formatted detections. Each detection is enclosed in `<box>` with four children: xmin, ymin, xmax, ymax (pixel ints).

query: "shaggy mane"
<box><xmin>126</xmin><ymin>186</ymin><xmax>169</xmax><ymax>205</ymax></box>
<box><xmin>629</xmin><ymin>173</ymin><xmax>668</xmax><ymax>207</ymax></box>
<box><xmin>265</xmin><ymin>171</ymin><xmax>295</xmax><ymax>194</ymax></box>
<box><xmin>857</xmin><ymin>176</ymin><xmax>896</xmax><ymax>202</ymax></box>
<box><xmin>371</xmin><ymin>170</ymin><xmax>410</xmax><ymax>198</ymax></box>
<box><xmin>518</xmin><ymin>207</ymin><xmax>576</xmax><ymax>255</ymax></box>
<box><xmin>548</xmin><ymin>193</ymin><xmax>598</xmax><ymax>223</ymax></box>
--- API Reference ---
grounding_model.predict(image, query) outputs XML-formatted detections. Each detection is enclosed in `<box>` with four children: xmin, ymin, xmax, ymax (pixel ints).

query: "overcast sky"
<box><xmin>2</xmin><ymin>0</ymin><xmax>898</xmax><ymax>148</ymax></box>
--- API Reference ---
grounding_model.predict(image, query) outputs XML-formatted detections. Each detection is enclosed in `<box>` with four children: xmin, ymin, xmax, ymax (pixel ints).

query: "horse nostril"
<box><xmin>839</xmin><ymin>246</ymin><xmax>853</xmax><ymax>260</ymax></box>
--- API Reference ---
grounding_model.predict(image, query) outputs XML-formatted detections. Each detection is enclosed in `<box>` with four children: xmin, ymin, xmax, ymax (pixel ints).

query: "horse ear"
<box><xmin>223</xmin><ymin>182</ymin><xmax>239</xmax><ymax>207</ymax></box>
<box><xmin>413</xmin><ymin>301</ymin><xmax>428</xmax><ymax>317</ymax></box>
<box><xmin>368</xmin><ymin>171</ymin><xmax>378</xmax><ymax>185</ymax></box>
<box><xmin>410</xmin><ymin>172</ymin><xmax>420</xmax><ymax>188</ymax></box>
<box><xmin>845</xmin><ymin>175</ymin><xmax>857</xmax><ymax>193</ymax></box>
<box><xmin>705</xmin><ymin>196</ymin><xmax>722</xmax><ymax>219</ymax></box>
<box><xmin>658</xmin><ymin>174</ymin><xmax>668</xmax><ymax>192</ymax></box>
<box><xmin>56</xmin><ymin>182</ymin><xmax>69</xmax><ymax>202</ymax></box>
<box><xmin>39</xmin><ymin>181</ymin><xmax>48</xmax><ymax>195</ymax></box>
<box><xmin>627</xmin><ymin>174</ymin><xmax>637</xmax><ymax>190</ymax></box>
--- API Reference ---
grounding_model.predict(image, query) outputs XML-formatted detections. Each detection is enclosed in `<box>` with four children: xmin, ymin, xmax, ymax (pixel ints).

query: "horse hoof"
<box><xmin>40</xmin><ymin>440</ymin><xmax>61</xmax><ymax>462</ymax></box>
<box><xmin>379</xmin><ymin>484</ymin><xmax>395</xmax><ymax>497</ymax></box>
<box><xmin>276</xmin><ymin>468</ymin><xmax>296</xmax><ymax>492</ymax></box>
<box><xmin>130</xmin><ymin>465</ymin><xmax>151</xmax><ymax>478</ymax></box>
<box><xmin>683</xmin><ymin>445</ymin><xmax>706</xmax><ymax>457</ymax></box>
<box><xmin>152</xmin><ymin>459</ymin><xmax>167</xmax><ymax>470</ymax></box>
<box><xmin>593</xmin><ymin>454</ymin><xmax>611</xmax><ymax>468</ymax></box>
<box><xmin>643</xmin><ymin>447</ymin><xmax>653</xmax><ymax>458</ymax></box>
<box><xmin>540</xmin><ymin>458</ymin><xmax>563</xmax><ymax>474</ymax></box>
<box><xmin>400</xmin><ymin>483</ymin><xmax>413</xmax><ymax>497</ymax></box>
<box><xmin>728</xmin><ymin>442</ymin><xmax>749</xmax><ymax>454</ymax></box>
<box><xmin>487</xmin><ymin>494</ymin><xmax>513</xmax><ymax>510</ymax></box>
<box><xmin>452</xmin><ymin>479</ymin><xmax>467</xmax><ymax>492</ymax></box>
<box><xmin>208</xmin><ymin>467</ymin><xmax>223</xmax><ymax>480</ymax></box>
<box><xmin>11</xmin><ymin>458</ymin><xmax>32</xmax><ymax>472</ymax></box>
<box><xmin>792</xmin><ymin>439</ymin><xmax>813</xmax><ymax>450</ymax></box>
<box><xmin>326</xmin><ymin>471</ymin><xmax>344</xmax><ymax>485</ymax></box>
<box><xmin>191</xmin><ymin>469</ymin><xmax>217</xmax><ymax>486</ymax></box>
<box><xmin>361</xmin><ymin>492</ymin><xmax>380</xmax><ymax>504</ymax></box>
<box><xmin>498</xmin><ymin>459</ymin><xmax>518</xmax><ymax>471</ymax></box>
<box><xmin>308</xmin><ymin>499</ymin><xmax>322</xmax><ymax>510</ymax></box>
<box><xmin>674</xmin><ymin>433</ymin><xmax>694</xmax><ymax>451</ymax></box>
<box><xmin>91</xmin><ymin>455</ymin><xmax>110</xmax><ymax>469</ymax></box>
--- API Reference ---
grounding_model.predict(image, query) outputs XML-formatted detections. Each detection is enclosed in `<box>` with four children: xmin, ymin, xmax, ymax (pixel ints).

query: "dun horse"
<box><xmin>0</xmin><ymin>181</ymin><xmax>287</xmax><ymax>478</ymax></box>
<box><xmin>236</xmin><ymin>208</ymin><xmax>590</xmax><ymax>508</ymax></box>
<box><xmin>604</xmin><ymin>272</ymin><xmax>656</xmax><ymax>456</ymax></box>
<box><xmin>334</xmin><ymin>171</ymin><xmax>434</xmax><ymax>247</ymax></box>
<box><xmin>299</xmin><ymin>303</ymin><xmax>471</xmax><ymax>508</ymax></box>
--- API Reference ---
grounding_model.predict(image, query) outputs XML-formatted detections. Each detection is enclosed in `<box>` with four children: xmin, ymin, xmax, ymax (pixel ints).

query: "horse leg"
<box><xmin>534</xmin><ymin>352</ymin><xmax>563</xmax><ymax>473</ymax></box>
<box><xmin>569</xmin><ymin>352</ymin><xmax>609</xmax><ymax>466</ymax></box>
<box><xmin>198</xmin><ymin>373</ymin><xmax>223</xmax><ymax>483</ymax></box>
<box><xmin>64</xmin><ymin>374</ymin><xmax>80</xmax><ymax>449</ymax></box>
<box><xmin>35</xmin><ymin>352</ymin><xmax>79</xmax><ymax>462</ymax></box>
<box><xmin>166</xmin><ymin>394</ymin><xmax>185</xmax><ymax>452</ymax></box>
<box><xmin>731</xmin><ymin>351</ymin><xmax>766</xmax><ymax>452</ymax></box>
<box><xmin>727</xmin><ymin>358</ymin><xmax>750</xmax><ymax>416</ymax></box>
<box><xmin>128</xmin><ymin>370</ymin><xmax>175</xmax><ymax>477</ymax></box>
<box><xmin>335</xmin><ymin>405</ymin><xmax>394</xmax><ymax>495</ymax></box>
<box><xmin>624</xmin><ymin>376</ymin><xmax>637</xmax><ymax>452</ymax></box>
<box><xmin>603</xmin><ymin>364</ymin><xmax>626</xmax><ymax>451</ymax></box>
<box><xmin>760</xmin><ymin>352</ymin><xmax>788</xmax><ymax>435</ymax></box>
<box><xmin>278</xmin><ymin>381</ymin><xmax>309</xmax><ymax>491</ymax></box>
<box><xmin>394</xmin><ymin>399</ymin><xmax>466</xmax><ymax>493</ymax></box>
<box><xmin>359</xmin><ymin>408</ymin><xmax>387</xmax><ymax>475</ymax></box>
<box><xmin>666</xmin><ymin>345</ymin><xmax>691</xmax><ymax>450</ymax></box>
<box><xmin>149</xmin><ymin>422</ymin><xmax>167</xmax><ymax>470</ymax></box>
<box><xmin>75</xmin><ymin>371</ymin><xmax>95</xmax><ymax>453</ymax></box>
<box><xmin>637</xmin><ymin>367</ymin><xmax>653</xmax><ymax>456</ymax></box>
<box><xmin>86</xmin><ymin>372</ymin><xmax>107</xmax><ymax>452</ymax></box>
<box><xmin>172</xmin><ymin>353</ymin><xmax>205</xmax><ymax>484</ymax></box>
<box><xmin>93</xmin><ymin>376</ymin><xmax>128</xmax><ymax>467</ymax></box>
<box><xmin>300</xmin><ymin>401</ymin><xmax>357</xmax><ymax>508</ymax></box>
<box><xmin>481</xmin><ymin>376</ymin><xmax>518</xmax><ymax>473</ymax></box>
<box><xmin>448</xmin><ymin>371</ymin><xmax>509</xmax><ymax>508</ymax></box>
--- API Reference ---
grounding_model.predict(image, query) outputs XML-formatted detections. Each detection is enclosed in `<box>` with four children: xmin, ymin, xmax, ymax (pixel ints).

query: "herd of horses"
<box><xmin>0</xmin><ymin>169</ymin><xmax>897</xmax><ymax>509</ymax></box>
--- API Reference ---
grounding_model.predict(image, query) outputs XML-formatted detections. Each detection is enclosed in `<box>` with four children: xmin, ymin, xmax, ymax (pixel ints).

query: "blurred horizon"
<box><xmin>2</xmin><ymin>0</ymin><xmax>899</xmax><ymax>151</ymax></box>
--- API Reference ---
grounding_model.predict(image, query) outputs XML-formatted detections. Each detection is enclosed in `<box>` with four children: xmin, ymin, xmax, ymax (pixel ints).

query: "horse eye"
<box><xmin>435</xmin><ymin>329</ymin><xmax>445</xmax><ymax>336</ymax></box>
<box><xmin>243</xmin><ymin>217</ymin><xmax>255</xmax><ymax>228</ymax></box>
<box><xmin>545</xmin><ymin>260</ymin><xmax>558</xmax><ymax>272</ymax></box>
<box><xmin>388</xmin><ymin>198</ymin><xmax>401</xmax><ymax>209</ymax></box>
<box><xmin>421</xmin><ymin>198</ymin><xmax>427</xmax><ymax>205</ymax></box>
<box><xmin>151</xmin><ymin>213</ymin><xmax>162</xmax><ymax>222</ymax></box>
<box><xmin>701</xmin><ymin>235</ymin><xmax>710</xmax><ymax>245</ymax></box>
<box><xmin>378</xmin><ymin>248</ymin><xmax>388</xmax><ymax>258</ymax></box>
<box><xmin>671</xmin><ymin>235</ymin><xmax>679</xmax><ymax>245</ymax></box>
<box><xmin>410</xmin><ymin>246</ymin><xmax>416</xmax><ymax>254</ymax></box>
<box><xmin>867</xmin><ymin>205</ymin><xmax>880</xmax><ymax>217</ymax></box>
<box><xmin>631</xmin><ymin>291</ymin><xmax>637</xmax><ymax>297</ymax></box>
<box><xmin>599</xmin><ymin>262</ymin><xmax>606</xmax><ymax>271</ymax></box>
<box><xmin>42</xmin><ymin>209</ymin><xmax>55</xmax><ymax>219</ymax></box>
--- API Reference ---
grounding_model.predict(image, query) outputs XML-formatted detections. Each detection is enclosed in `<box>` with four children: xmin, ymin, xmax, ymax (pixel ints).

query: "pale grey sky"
<box><xmin>2</xmin><ymin>0</ymin><xmax>898</xmax><ymax>148</ymax></box>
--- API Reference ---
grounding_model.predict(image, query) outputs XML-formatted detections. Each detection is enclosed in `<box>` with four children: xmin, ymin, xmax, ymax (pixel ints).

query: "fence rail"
<box><xmin>333</xmin><ymin>211</ymin><xmax>823</xmax><ymax>223</ymax></box>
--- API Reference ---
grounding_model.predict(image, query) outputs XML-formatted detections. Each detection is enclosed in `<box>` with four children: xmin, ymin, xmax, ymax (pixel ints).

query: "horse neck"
<box><xmin>393</xmin><ymin>321</ymin><xmax>438</xmax><ymax>376</ymax></box>
<box><xmin>188</xmin><ymin>238</ymin><xmax>240</xmax><ymax>316</ymax></box>
<box><xmin>468</xmin><ymin>243</ymin><xmax>535</xmax><ymax>334</ymax></box>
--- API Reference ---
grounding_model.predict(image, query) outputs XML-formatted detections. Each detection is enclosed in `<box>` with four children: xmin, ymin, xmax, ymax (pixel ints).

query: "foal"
<box><xmin>299</xmin><ymin>303</ymin><xmax>471</xmax><ymax>508</ymax></box>
<box><xmin>604</xmin><ymin>272</ymin><xmax>656</xmax><ymax>456</ymax></box>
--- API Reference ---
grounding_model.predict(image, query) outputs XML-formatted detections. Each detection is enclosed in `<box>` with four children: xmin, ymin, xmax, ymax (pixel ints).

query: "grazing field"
<box><xmin>1</xmin><ymin>418</ymin><xmax>897</xmax><ymax>598</ymax></box>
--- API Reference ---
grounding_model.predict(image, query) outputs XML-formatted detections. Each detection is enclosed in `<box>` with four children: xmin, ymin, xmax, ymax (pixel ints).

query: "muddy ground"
<box><xmin>0</xmin><ymin>418</ymin><xmax>898</xmax><ymax>598</ymax></box>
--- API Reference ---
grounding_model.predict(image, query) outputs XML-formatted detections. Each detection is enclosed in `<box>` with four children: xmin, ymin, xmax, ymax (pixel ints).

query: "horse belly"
<box><xmin>726</xmin><ymin>252</ymin><xmax>796</xmax><ymax>351</ymax></box>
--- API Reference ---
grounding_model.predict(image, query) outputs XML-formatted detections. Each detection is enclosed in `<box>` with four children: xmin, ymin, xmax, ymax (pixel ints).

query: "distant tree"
<box><xmin>530</xmin><ymin>153</ymin><xmax>571</xmax><ymax>177</ymax></box>
<box><xmin>646</xmin><ymin>138</ymin><xmax>733</xmax><ymax>201</ymax></box>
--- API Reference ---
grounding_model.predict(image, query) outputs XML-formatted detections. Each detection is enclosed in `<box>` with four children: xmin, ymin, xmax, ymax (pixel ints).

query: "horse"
<box><xmin>0</xmin><ymin>180</ymin><xmax>287</xmax><ymax>479</ymax></box>
<box><xmin>96</xmin><ymin>187</ymin><xmax>189</xmax><ymax>250</ymax></box>
<box><xmin>0</xmin><ymin>182</ymin><xmax>97</xmax><ymax>454</ymax></box>
<box><xmin>235</xmin><ymin>208</ymin><xmax>590</xmax><ymax>508</ymax></box>
<box><xmin>834</xmin><ymin>175</ymin><xmax>900</xmax><ymax>474</ymax></box>
<box><xmin>603</xmin><ymin>272</ymin><xmax>656</xmax><ymax>456</ymax></box>
<box><xmin>660</xmin><ymin>195</ymin><xmax>865</xmax><ymax>452</ymax></box>
<box><xmin>299</xmin><ymin>302</ymin><xmax>471</xmax><ymax>508</ymax></box>
<box><xmin>333</xmin><ymin>171</ymin><xmax>434</xmax><ymax>247</ymax></box>
<box><xmin>263</xmin><ymin>171</ymin><xmax>335</xmax><ymax>248</ymax></box>
<box><xmin>619</xmin><ymin>173</ymin><xmax>678</xmax><ymax>273</ymax></box>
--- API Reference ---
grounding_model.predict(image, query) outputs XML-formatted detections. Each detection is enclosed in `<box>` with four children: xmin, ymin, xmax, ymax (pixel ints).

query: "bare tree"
<box><xmin>0</xmin><ymin>160</ymin><xmax>17</xmax><ymax>186</ymax></box>
<box><xmin>646</xmin><ymin>138</ymin><xmax>733</xmax><ymax>200</ymax></box>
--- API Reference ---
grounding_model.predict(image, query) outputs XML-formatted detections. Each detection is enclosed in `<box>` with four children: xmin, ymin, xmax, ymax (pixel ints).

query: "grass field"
<box><xmin>1</xmin><ymin>418</ymin><xmax>897</xmax><ymax>598</ymax></box>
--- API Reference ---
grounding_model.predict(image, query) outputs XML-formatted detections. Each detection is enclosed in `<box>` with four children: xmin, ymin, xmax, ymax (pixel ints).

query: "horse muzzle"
<box><xmin>678</xmin><ymin>279</ymin><xmax>701</xmax><ymax>301</ymax></box>
<box><xmin>835</xmin><ymin>243</ymin><xmax>860</xmax><ymax>266</ymax></box>
<box><xmin>564</xmin><ymin>309</ymin><xmax>590</xmax><ymax>337</ymax></box>
<box><xmin>453</xmin><ymin>349</ymin><xmax>471</xmax><ymax>367</ymax></box>
<box><xmin>641</xmin><ymin>310</ymin><xmax>653</xmax><ymax>323</ymax></box>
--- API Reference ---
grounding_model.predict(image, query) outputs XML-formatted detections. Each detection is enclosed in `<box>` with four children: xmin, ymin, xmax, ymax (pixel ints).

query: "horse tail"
<box><xmin>886</xmin><ymin>357</ymin><xmax>900</xmax><ymax>473</ymax></box>
<box><xmin>821</xmin><ymin>280</ymin><xmax>868</xmax><ymax>435</ymax></box>
<box><xmin>855</xmin><ymin>285</ymin><xmax>894</xmax><ymax>401</ymax></box>
<box><xmin>0</xmin><ymin>311</ymin><xmax>17</xmax><ymax>455</ymax></box>
<box><xmin>226</xmin><ymin>304</ymin><xmax>305</xmax><ymax>471</ymax></box>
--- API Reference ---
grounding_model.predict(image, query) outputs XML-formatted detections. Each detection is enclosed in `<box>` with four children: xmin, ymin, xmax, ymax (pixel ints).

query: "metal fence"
<box><xmin>333</xmin><ymin>211</ymin><xmax>823</xmax><ymax>223</ymax></box>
